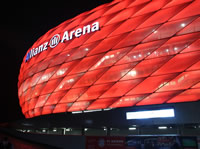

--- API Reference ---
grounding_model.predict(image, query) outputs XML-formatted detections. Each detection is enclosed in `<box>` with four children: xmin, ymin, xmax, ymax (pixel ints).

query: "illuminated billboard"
<box><xmin>18</xmin><ymin>0</ymin><xmax>200</xmax><ymax>118</ymax></box>
<box><xmin>126</xmin><ymin>109</ymin><xmax>175</xmax><ymax>120</ymax></box>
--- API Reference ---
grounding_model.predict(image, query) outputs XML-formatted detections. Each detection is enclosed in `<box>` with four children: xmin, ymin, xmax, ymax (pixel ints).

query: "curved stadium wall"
<box><xmin>18</xmin><ymin>0</ymin><xmax>200</xmax><ymax>118</ymax></box>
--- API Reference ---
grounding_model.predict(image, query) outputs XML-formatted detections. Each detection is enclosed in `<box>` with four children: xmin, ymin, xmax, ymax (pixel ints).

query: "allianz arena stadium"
<box><xmin>18</xmin><ymin>0</ymin><xmax>200</xmax><ymax>118</ymax></box>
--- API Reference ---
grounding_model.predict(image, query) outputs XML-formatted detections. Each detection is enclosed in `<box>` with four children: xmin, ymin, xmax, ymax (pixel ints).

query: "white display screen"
<box><xmin>126</xmin><ymin>109</ymin><xmax>175</xmax><ymax>119</ymax></box>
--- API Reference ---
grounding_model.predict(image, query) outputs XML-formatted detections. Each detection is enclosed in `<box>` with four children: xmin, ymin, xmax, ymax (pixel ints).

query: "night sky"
<box><xmin>0</xmin><ymin>0</ymin><xmax>112</xmax><ymax>123</ymax></box>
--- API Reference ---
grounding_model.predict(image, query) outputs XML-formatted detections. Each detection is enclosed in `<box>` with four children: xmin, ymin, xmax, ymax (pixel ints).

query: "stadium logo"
<box><xmin>49</xmin><ymin>34</ymin><xmax>60</xmax><ymax>48</ymax></box>
<box><xmin>25</xmin><ymin>22</ymin><xmax>100</xmax><ymax>62</ymax></box>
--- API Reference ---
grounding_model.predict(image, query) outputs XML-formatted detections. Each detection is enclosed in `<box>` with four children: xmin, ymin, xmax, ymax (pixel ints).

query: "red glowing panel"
<box><xmin>87</xmin><ymin>98</ymin><xmax>117</xmax><ymax>110</ymax></box>
<box><xmin>81</xmin><ymin>7</ymin><xmax>110</xmax><ymax>24</ymax></box>
<box><xmin>127</xmin><ymin>73</ymin><xmax>179</xmax><ymax>95</ymax></box>
<box><xmin>108</xmin><ymin>13</ymin><xmax>154</xmax><ymax>37</ymax></box>
<box><xmin>143</xmin><ymin>16</ymin><xmax>197</xmax><ymax>43</ymax></box>
<box><xmin>90</xmin><ymin>47</ymin><xmax>131</xmax><ymax>70</ymax></box>
<box><xmin>177</xmin><ymin>17</ymin><xmax>200</xmax><ymax>35</ymax></box>
<box><xmin>95</xmin><ymin>63</ymin><xmax>137</xmax><ymax>84</ymax></box>
<box><xmin>35</xmin><ymin>94</ymin><xmax>50</xmax><ymax>108</ymax></box>
<box><xmin>69</xmin><ymin>54</ymin><xmax>104</xmax><ymax>75</ymax></box>
<box><xmin>187</xmin><ymin>61</ymin><xmax>200</xmax><ymax>71</ymax></box>
<box><xmin>47</xmin><ymin>42</ymin><xmax>69</xmax><ymax>58</ymax></box>
<box><xmin>167</xmin><ymin>89</ymin><xmax>200</xmax><ymax>103</ymax></box>
<box><xmin>50</xmin><ymin>60</ymin><xmax>79</xmax><ymax>80</ymax></box>
<box><xmin>157</xmin><ymin>70</ymin><xmax>200</xmax><ymax>92</ymax></box>
<box><xmin>128</xmin><ymin>0</ymin><xmax>150</xmax><ymax>8</ymax></box>
<box><xmin>103</xmin><ymin>0</ymin><xmax>132</xmax><ymax>16</ymax></box>
<box><xmin>53</xmin><ymin>103</ymin><xmax>68</xmax><ymax>113</ymax></box>
<box><xmin>31</xmin><ymin>83</ymin><xmax>46</xmax><ymax>98</ymax></box>
<box><xmin>68</xmin><ymin>101</ymin><xmax>91</xmax><ymax>112</ymax></box>
<box><xmin>30</xmin><ymin>72</ymin><xmax>44</xmax><ymax>87</ymax></box>
<box><xmin>67</xmin><ymin>41</ymin><xmax>101</xmax><ymax>61</ymax></box>
<box><xmin>192</xmin><ymin>82</ymin><xmax>200</xmax><ymax>89</ymax></box>
<box><xmin>163</xmin><ymin>0</ymin><xmax>193</xmax><ymax>8</ymax></box>
<box><xmin>87</xmin><ymin>33</ymin><xmax>129</xmax><ymax>56</ymax></box>
<box><xmin>100</xmin><ymin>79</ymin><xmax>144</xmax><ymax>98</ymax></box>
<box><xmin>48</xmin><ymin>51</ymin><xmax>73</xmax><ymax>67</ymax></box>
<box><xmin>18</xmin><ymin>0</ymin><xmax>200</xmax><ymax>118</ymax></box>
<box><xmin>59</xmin><ymin>87</ymin><xmax>88</xmax><ymax>103</ymax></box>
<box><xmin>41</xmin><ymin>106</ymin><xmax>54</xmax><ymax>115</ymax></box>
<box><xmin>36</xmin><ymin>57</ymin><xmax>54</xmax><ymax>73</ymax></box>
<box><xmin>153</xmin><ymin>51</ymin><xmax>200</xmax><ymax>75</ymax></box>
<box><xmin>55</xmin><ymin>73</ymin><xmax>84</xmax><ymax>92</ymax></box>
<box><xmin>33</xmin><ymin>108</ymin><xmax>42</xmax><ymax>117</ymax></box>
<box><xmin>110</xmin><ymin>95</ymin><xmax>148</xmax><ymax>108</ymax></box>
<box><xmin>114</xmin><ymin>25</ymin><xmax>160</xmax><ymax>49</ymax></box>
<box><xmin>28</xmin><ymin>98</ymin><xmax>38</xmax><ymax>111</ymax></box>
<box><xmin>181</xmin><ymin>39</ymin><xmax>200</xmax><ymax>53</ymax></box>
<box><xmin>85</xmin><ymin>23</ymin><xmax>121</xmax><ymax>44</ymax></box>
<box><xmin>121</xmin><ymin>56</ymin><xmax>172</xmax><ymax>80</ymax></box>
<box><xmin>73</xmin><ymin>68</ymin><xmax>107</xmax><ymax>88</ymax></box>
<box><xmin>136</xmin><ymin>91</ymin><xmax>182</xmax><ymax>106</ymax></box>
<box><xmin>105</xmin><ymin>4</ymin><xmax>147</xmax><ymax>26</ymax></box>
<box><xmin>40</xmin><ymin>79</ymin><xmax>62</xmax><ymax>95</ymax></box>
<box><xmin>77</xmin><ymin>83</ymin><xmax>114</xmax><ymax>101</ymax></box>
<box><xmin>53</xmin><ymin>103</ymin><xmax>68</xmax><ymax>114</ymax></box>
<box><xmin>37</xmin><ymin>67</ymin><xmax>58</xmax><ymax>84</ymax></box>
<box><xmin>44</xmin><ymin>91</ymin><xmax>66</xmax><ymax>106</ymax></box>
<box><xmin>137</xmin><ymin>3</ymin><xmax>190</xmax><ymax>29</ymax></box>
<box><xmin>117</xmin><ymin>39</ymin><xmax>167</xmax><ymax>65</ymax></box>
<box><xmin>132</xmin><ymin>0</ymin><xmax>171</xmax><ymax>17</ymax></box>
<box><xmin>66</xmin><ymin>31</ymin><xmax>95</xmax><ymax>49</ymax></box>
<box><xmin>169</xmin><ymin>0</ymin><xmax>200</xmax><ymax>21</ymax></box>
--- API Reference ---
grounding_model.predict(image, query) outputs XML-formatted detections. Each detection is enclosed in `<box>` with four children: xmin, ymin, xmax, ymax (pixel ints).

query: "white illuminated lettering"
<box><xmin>75</xmin><ymin>28</ymin><xmax>82</xmax><ymax>37</ymax></box>
<box><xmin>38</xmin><ymin>45</ymin><xmax>43</xmax><ymax>53</ymax></box>
<box><xmin>34</xmin><ymin>48</ymin><xmax>38</xmax><ymax>55</ymax></box>
<box><xmin>61</xmin><ymin>31</ymin><xmax>69</xmax><ymax>43</ymax></box>
<box><xmin>91</xmin><ymin>22</ymin><xmax>100</xmax><ymax>32</ymax></box>
<box><xmin>43</xmin><ymin>42</ymin><xmax>48</xmax><ymax>50</ymax></box>
<box><xmin>30</xmin><ymin>49</ymin><xmax>34</xmax><ymax>57</ymax></box>
<box><xmin>69</xmin><ymin>30</ymin><xmax>75</xmax><ymax>40</ymax></box>
<box><xmin>82</xmin><ymin>25</ymin><xmax>90</xmax><ymax>35</ymax></box>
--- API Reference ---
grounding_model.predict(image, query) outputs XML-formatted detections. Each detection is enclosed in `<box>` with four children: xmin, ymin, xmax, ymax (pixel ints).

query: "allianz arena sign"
<box><xmin>25</xmin><ymin>22</ymin><xmax>100</xmax><ymax>62</ymax></box>
<box><xmin>18</xmin><ymin>0</ymin><xmax>200</xmax><ymax>118</ymax></box>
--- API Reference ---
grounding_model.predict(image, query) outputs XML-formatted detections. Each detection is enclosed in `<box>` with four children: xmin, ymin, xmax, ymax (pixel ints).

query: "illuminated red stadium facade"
<box><xmin>18</xmin><ymin>0</ymin><xmax>200</xmax><ymax>118</ymax></box>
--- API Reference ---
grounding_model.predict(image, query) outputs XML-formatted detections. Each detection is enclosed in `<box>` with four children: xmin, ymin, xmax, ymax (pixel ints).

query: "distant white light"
<box><xmin>42</xmin><ymin>129</ymin><xmax>46</xmax><ymax>132</ymax></box>
<box><xmin>129</xmin><ymin>127</ymin><xmax>136</xmax><ymax>130</ymax></box>
<box><xmin>126</xmin><ymin>109</ymin><xmax>175</xmax><ymax>120</ymax></box>
<box><xmin>174</xmin><ymin>47</ymin><xmax>178</xmax><ymax>51</ymax></box>
<box><xmin>84</xmin><ymin>128</ymin><xmax>88</xmax><ymax>131</ymax></box>
<box><xmin>158</xmin><ymin>126</ymin><xmax>167</xmax><ymax>129</ymax></box>
<box><xmin>84</xmin><ymin>109</ymin><xmax>102</xmax><ymax>113</ymax></box>
<box><xmin>66</xmin><ymin>128</ymin><xmax>71</xmax><ymax>132</ymax></box>
<box><xmin>128</xmin><ymin>70</ymin><xmax>137</xmax><ymax>77</ymax></box>
<box><xmin>103</xmin><ymin>108</ymin><xmax>112</xmax><ymax>111</ymax></box>
<box><xmin>57</xmin><ymin>70</ymin><xmax>65</xmax><ymax>76</ymax></box>
<box><xmin>72</xmin><ymin>111</ymin><xmax>82</xmax><ymax>114</ymax></box>
<box><xmin>181</xmin><ymin>23</ymin><xmax>186</xmax><ymax>27</ymax></box>
<box><xmin>53</xmin><ymin>129</ymin><xmax>57</xmax><ymax>132</ymax></box>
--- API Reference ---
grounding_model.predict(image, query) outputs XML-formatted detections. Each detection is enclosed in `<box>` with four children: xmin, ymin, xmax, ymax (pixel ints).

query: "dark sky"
<box><xmin>0</xmin><ymin>0</ymin><xmax>112</xmax><ymax>123</ymax></box>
